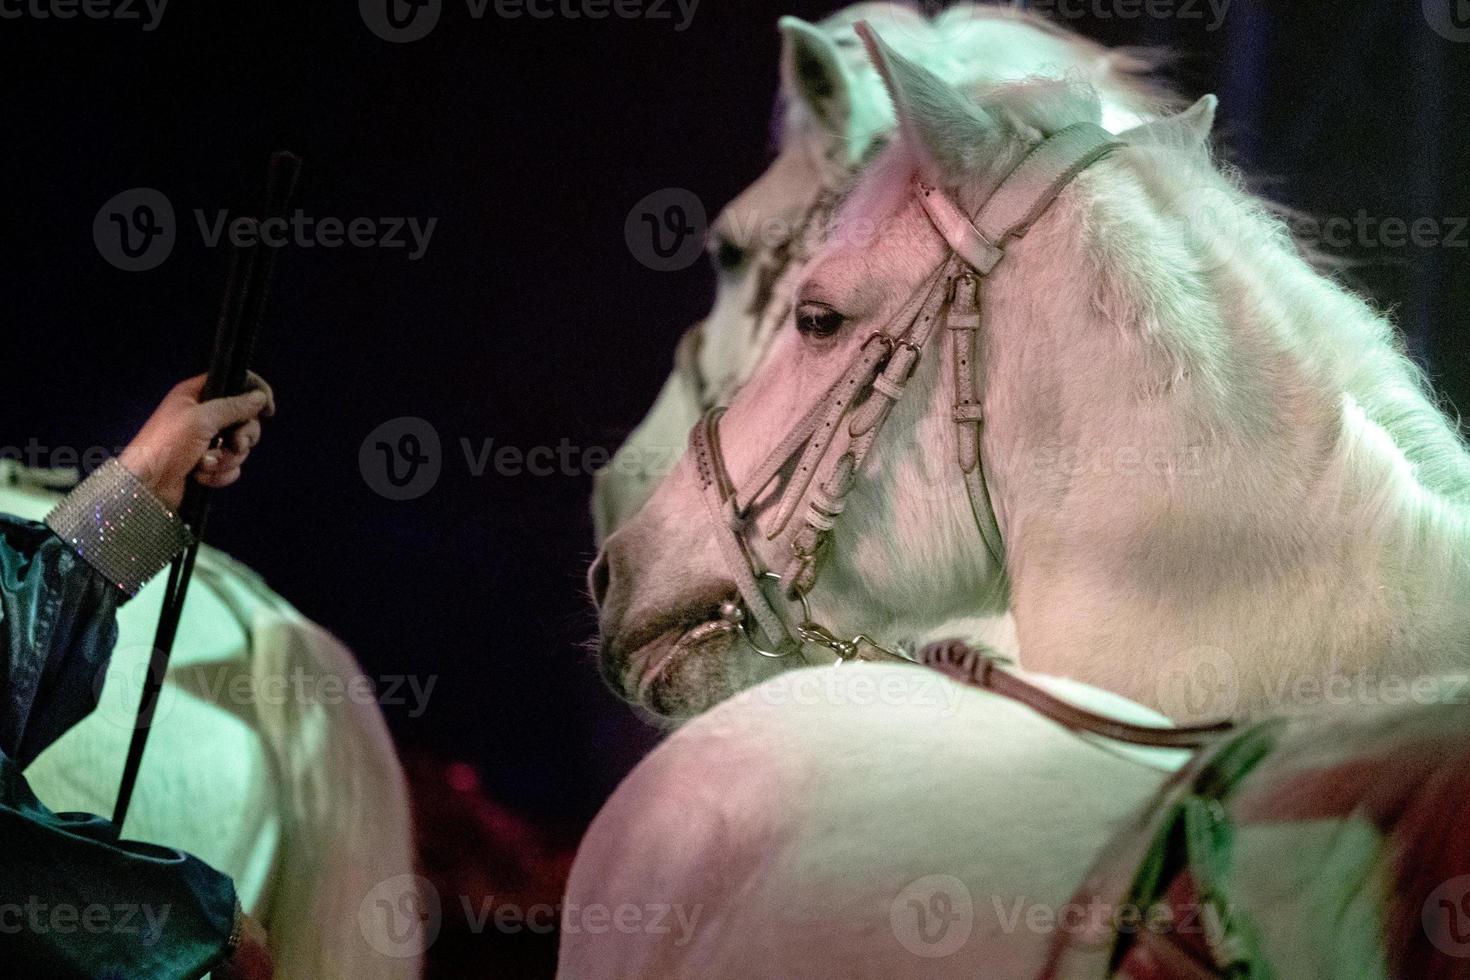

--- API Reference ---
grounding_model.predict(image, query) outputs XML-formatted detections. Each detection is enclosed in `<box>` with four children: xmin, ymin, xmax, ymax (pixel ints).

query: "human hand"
<box><xmin>118</xmin><ymin>372</ymin><xmax>276</xmax><ymax>510</ymax></box>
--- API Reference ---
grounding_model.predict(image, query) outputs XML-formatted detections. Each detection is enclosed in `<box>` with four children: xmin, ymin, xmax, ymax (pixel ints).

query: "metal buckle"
<box><xmin>728</xmin><ymin>571</ymin><xmax>808</xmax><ymax>660</ymax></box>
<box><xmin>864</xmin><ymin>331</ymin><xmax>897</xmax><ymax>360</ymax></box>
<box><xmin>729</xmin><ymin>572</ymin><xmax>907</xmax><ymax>665</ymax></box>
<box><xmin>945</xmin><ymin>271</ymin><xmax>980</xmax><ymax>303</ymax></box>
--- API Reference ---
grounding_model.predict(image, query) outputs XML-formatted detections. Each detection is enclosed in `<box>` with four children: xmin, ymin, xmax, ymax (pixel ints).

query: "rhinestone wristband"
<box><xmin>44</xmin><ymin>458</ymin><xmax>194</xmax><ymax>598</ymax></box>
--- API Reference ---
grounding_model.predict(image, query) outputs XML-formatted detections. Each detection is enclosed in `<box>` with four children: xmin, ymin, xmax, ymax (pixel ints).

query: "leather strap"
<box><xmin>922</xmin><ymin>122</ymin><xmax>1123</xmax><ymax>573</ymax></box>
<box><xmin>690</xmin><ymin>408</ymin><xmax>794</xmax><ymax>652</ymax></box>
<box><xmin>918</xmin><ymin>123</ymin><xmax>1121</xmax><ymax>272</ymax></box>
<box><xmin>1040</xmin><ymin>720</ymin><xmax>1281</xmax><ymax>980</ymax></box>
<box><xmin>946</xmin><ymin>274</ymin><xmax>1006</xmax><ymax>570</ymax></box>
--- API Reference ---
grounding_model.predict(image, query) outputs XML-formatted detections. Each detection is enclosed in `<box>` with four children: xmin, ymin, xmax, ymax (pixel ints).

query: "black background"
<box><xmin>3</xmin><ymin>0</ymin><xmax>1467</xmax><ymax>843</ymax></box>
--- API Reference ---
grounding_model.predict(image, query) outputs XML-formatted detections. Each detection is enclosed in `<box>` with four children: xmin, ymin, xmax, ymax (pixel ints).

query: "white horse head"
<box><xmin>595</xmin><ymin>24</ymin><xmax>1470</xmax><ymax>721</ymax></box>
<box><xmin>591</xmin><ymin>4</ymin><xmax>931</xmax><ymax>541</ymax></box>
<box><xmin>591</xmin><ymin>2</ymin><xmax>1172</xmax><ymax>542</ymax></box>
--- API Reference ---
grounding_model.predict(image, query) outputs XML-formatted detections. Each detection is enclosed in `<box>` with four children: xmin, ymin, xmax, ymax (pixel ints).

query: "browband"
<box><xmin>918</xmin><ymin>122</ymin><xmax>1121</xmax><ymax>274</ymax></box>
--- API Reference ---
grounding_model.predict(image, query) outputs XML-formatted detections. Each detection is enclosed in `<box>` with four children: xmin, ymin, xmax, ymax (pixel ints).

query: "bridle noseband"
<box><xmin>691</xmin><ymin>123</ymin><xmax>1124</xmax><ymax>663</ymax></box>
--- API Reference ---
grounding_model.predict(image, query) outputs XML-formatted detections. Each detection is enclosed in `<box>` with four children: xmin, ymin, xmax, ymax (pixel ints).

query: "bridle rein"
<box><xmin>690</xmin><ymin>122</ymin><xmax>1123</xmax><ymax>664</ymax></box>
<box><xmin>684</xmin><ymin>120</ymin><xmax>1235</xmax><ymax>753</ymax></box>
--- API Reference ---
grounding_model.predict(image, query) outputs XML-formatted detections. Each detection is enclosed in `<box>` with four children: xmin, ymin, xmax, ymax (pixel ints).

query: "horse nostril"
<box><xmin>589</xmin><ymin>551</ymin><xmax>613</xmax><ymax>610</ymax></box>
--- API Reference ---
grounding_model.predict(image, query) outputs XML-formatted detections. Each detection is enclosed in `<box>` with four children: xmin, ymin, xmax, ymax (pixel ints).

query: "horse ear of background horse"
<box><xmin>778</xmin><ymin>16</ymin><xmax>858</xmax><ymax>151</ymax></box>
<box><xmin>590</xmin><ymin>12</ymin><xmax>873</xmax><ymax>545</ymax></box>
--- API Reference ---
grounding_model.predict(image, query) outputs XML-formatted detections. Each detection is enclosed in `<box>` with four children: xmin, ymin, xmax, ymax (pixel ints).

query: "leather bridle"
<box><xmin>681</xmin><ymin>120</ymin><xmax>1238</xmax><ymax>752</ymax></box>
<box><xmin>689</xmin><ymin>122</ymin><xmax>1125</xmax><ymax>663</ymax></box>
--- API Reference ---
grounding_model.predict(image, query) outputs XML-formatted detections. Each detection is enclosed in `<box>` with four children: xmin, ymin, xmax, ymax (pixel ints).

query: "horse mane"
<box><xmin>776</xmin><ymin>10</ymin><xmax>1470</xmax><ymax>523</ymax></box>
<box><xmin>1066</xmin><ymin>104</ymin><xmax>1470</xmax><ymax>512</ymax></box>
<box><xmin>936</xmin><ymin>3</ymin><xmax>1183</xmax><ymax>120</ymax></box>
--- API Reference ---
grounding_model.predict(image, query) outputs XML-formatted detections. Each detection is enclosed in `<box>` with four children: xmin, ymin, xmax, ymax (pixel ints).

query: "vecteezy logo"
<box><xmin>360</xmin><ymin>0</ymin><xmax>442</xmax><ymax>42</ymax></box>
<box><xmin>1425</xmin><ymin>876</ymin><xmax>1470</xmax><ymax>957</ymax></box>
<box><xmin>890</xmin><ymin>874</ymin><xmax>974</xmax><ymax>958</ymax></box>
<box><xmin>94</xmin><ymin>188</ymin><xmax>176</xmax><ymax>271</ymax></box>
<box><xmin>1154</xmin><ymin>645</ymin><xmax>1241</xmax><ymax>720</ymax></box>
<box><xmin>360</xmin><ymin>417</ymin><xmax>442</xmax><ymax>500</ymax></box>
<box><xmin>91</xmin><ymin>644</ymin><xmax>180</xmax><ymax>732</ymax></box>
<box><xmin>1424</xmin><ymin>0</ymin><xmax>1470</xmax><ymax>41</ymax></box>
<box><xmin>360</xmin><ymin>874</ymin><xmax>442</xmax><ymax>957</ymax></box>
<box><xmin>625</xmin><ymin>188</ymin><xmax>707</xmax><ymax>272</ymax></box>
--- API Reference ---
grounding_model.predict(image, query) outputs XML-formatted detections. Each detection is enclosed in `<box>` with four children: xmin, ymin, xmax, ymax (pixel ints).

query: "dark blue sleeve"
<box><xmin>0</xmin><ymin>514</ymin><xmax>122</xmax><ymax>768</ymax></box>
<box><xmin>0</xmin><ymin>512</ymin><xmax>238</xmax><ymax>978</ymax></box>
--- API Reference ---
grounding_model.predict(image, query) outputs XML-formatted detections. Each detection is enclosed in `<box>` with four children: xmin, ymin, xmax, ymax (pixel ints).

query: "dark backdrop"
<box><xmin>2</xmin><ymin>0</ymin><xmax>1466</xmax><ymax>840</ymax></box>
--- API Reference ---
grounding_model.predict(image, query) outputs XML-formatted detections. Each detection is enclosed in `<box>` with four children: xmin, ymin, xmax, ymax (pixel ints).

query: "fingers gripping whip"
<box><xmin>113</xmin><ymin>151</ymin><xmax>303</xmax><ymax>830</ymax></box>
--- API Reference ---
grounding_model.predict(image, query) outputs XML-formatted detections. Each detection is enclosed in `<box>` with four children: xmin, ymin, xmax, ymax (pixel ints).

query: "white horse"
<box><xmin>2</xmin><ymin>463</ymin><xmax>421</xmax><ymax>979</ymax></box>
<box><xmin>589</xmin><ymin>3</ymin><xmax>1184</xmax><ymax>715</ymax></box>
<box><xmin>570</xmin><ymin>14</ymin><xmax>1470</xmax><ymax>979</ymax></box>
<box><xmin>590</xmin><ymin>1</ymin><xmax>1170</xmax><ymax>544</ymax></box>
<box><xmin>561</xmin><ymin>662</ymin><xmax>1470</xmax><ymax>978</ymax></box>
<box><xmin>592</xmin><ymin>22</ymin><xmax>1470</xmax><ymax>723</ymax></box>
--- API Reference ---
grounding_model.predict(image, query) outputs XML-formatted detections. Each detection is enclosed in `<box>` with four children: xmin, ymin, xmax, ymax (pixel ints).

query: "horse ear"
<box><xmin>1123</xmin><ymin>95</ymin><xmax>1218</xmax><ymax>148</ymax></box>
<box><xmin>854</xmin><ymin>21</ymin><xmax>1006</xmax><ymax>186</ymax></box>
<box><xmin>778</xmin><ymin>16</ymin><xmax>856</xmax><ymax>139</ymax></box>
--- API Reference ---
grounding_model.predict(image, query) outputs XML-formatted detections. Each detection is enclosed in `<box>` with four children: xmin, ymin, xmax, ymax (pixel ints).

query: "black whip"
<box><xmin>113</xmin><ymin>151</ymin><xmax>303</xmax><ymax>830</ymax></box>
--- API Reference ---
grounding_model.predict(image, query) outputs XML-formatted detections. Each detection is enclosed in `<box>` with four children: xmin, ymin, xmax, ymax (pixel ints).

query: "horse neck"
<box><xmin>981</xmin><ymin>169</ymin><xmax>1470</xmax><ymax>711</ymax></box>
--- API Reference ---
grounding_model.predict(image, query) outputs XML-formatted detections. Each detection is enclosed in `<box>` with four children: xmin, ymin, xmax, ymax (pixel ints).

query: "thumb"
<box><xmin>199</xmin><ymin>389</ymin><xmax>271</xmax><ymax>434</ymax></box>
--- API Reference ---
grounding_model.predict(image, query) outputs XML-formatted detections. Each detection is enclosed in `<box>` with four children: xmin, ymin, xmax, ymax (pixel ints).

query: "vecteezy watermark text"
<box><xmin>359</xmin><ymin>0</ymin><xmax>699</xmax><ymax>43</ymax></box>
<box><xmin>93</xmin><ymin>654</ymin><xmax>439</xmax><ymax>735</ymax></box>
<box><xmin>360</xmin><ymin>417</ymin><xmax>685</xmax><ymax>501</ymax></box>
<box><xmin>358</xmin><ymin>874</ymin><xmax>703</xmax><ymax>958</ymax></box>
<box><xmin>0</xmin><ymin>0</ymin><xmax>168</xmax><ymax>30</ymax></box>
<box><xmin>94</xmin><ymin>187</ymin><xmax>437</xmax><ymax>272</ymax></box>
<box><xmin>1024</xmin><ymin>0</ymin><xmax>1231</xmax><ymax>31</ymax></box>
<box><xmin>0</xmin><ymin>899</ymin><xmax>172</xmax><ymax>946</ymax></box>
<box><xmin>0</xmin><ymin>441</ymin><xmax>122</xmax><ymax>472</ymax></box>
<box><xmin>195</xmin><ymin>211</ymin><xmax>437</xmax><ymax>260</ymax></box>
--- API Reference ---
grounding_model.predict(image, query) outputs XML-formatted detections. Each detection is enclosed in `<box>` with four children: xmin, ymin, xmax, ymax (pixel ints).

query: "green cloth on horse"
<box><xmin>0</xmin><ymin>512</ymin><xmax>237</xmax><ymax>979</ymax></box>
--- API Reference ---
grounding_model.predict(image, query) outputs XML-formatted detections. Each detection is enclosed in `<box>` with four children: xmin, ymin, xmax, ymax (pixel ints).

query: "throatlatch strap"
<box><xmin>946</xmin><ymin>276</ymin><xmax>1006</xmax><ymax>569</ymax></box>
<box><xmin>920</xmin><ymin>122</ymin><xmax>1124</xmax><ymax>570</ymax></box>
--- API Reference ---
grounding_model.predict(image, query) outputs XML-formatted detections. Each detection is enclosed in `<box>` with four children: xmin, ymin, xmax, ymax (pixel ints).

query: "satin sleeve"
<box><xmin>0</xmin><ymin>464</ymin><xmax>236</xmax><ymax>978</ymax></box>
<box><xmin>0</xmin><ymin>513</ymin><xmax>124</xmax><ymax>768</ymax></box>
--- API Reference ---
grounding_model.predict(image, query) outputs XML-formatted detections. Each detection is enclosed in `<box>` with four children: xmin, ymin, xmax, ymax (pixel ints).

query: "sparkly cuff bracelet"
<box><xmin>45</xmin><ymin>458</ymin><xmax>194</xmax><ymax>598</ymax></box>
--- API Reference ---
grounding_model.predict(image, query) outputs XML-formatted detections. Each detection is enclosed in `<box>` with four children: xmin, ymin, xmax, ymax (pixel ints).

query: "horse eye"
<box><xmin>794</xmin><ymin>301</ymin><xmax>845</xmax><ymax>339</ymax></box>
<box><xmin>708</xmin><ymin>234</ymin><xmax>747</xmax><ymax>274</ymax></box>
